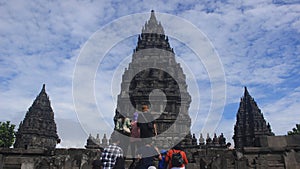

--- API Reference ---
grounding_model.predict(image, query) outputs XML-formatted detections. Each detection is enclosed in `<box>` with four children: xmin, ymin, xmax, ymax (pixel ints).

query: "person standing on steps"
<box><xmin>136</xmin><ymin>140</ymin><xmax>162</xmax><ymax>169</ymax></box>
<box><xmin>130</xmin><ymin>111</ymin><xmax>141</xmax><ymax>158</ymax></box>
<box><xmin>137</xmin><ymin>105</ymin><xmax>157</xmax><ymax>138</ymax></box>
<box><xmin>158</xmin><ymin>149</ymin><xmax>168</xmax><ymax>169</ymax></box>
<box><xmin>115</xmin><ymin>114</ymin><xmax>131</xmax><ymax>156</ymax></box>
<box><xmin>100</xmin><ymin>132</ymin><xmax>124</xmax><ymax>169</ymax></box>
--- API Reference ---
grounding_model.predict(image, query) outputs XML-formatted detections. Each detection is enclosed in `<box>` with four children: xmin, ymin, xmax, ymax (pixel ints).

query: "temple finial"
<box><xmin>34</xmin><ymin>84</ymin><xmax>50</xmax><ymax>107</ymax></box>
<box><xmin>38</xmin><ymin>84</ymin><xmax>47</xmax><ymax>97</ymax></box>
<box><xmin>42</xmin><ymin>84</ymin><xmax>46</xmax><ymax>92</ymax></box>
<box><xmin>150</xmin><ymin>10</ymin><xmax>156</xmax><ymax>21</ymax></box>
<box><xmin>142</xmin><ymin>10</ymin><xmax>164</xmax><ymax>35</ymax></box>
<box><xmin>136</xmin><ymin>10</ymin><xmax>172</xmax><ymax>52</ymax></box>
<box><xmin>244</xmin><ymin>86</ymin><xmax>249</xmax><ymax>97</ymax></box>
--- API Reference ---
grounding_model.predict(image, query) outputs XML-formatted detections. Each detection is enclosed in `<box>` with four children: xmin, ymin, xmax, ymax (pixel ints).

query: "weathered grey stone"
<box><xmin>267</xmin><ymin>135</ymin><xmax>287</xmax><ymax>147</ymax></box>
<box><xmin>21</xmin><ymin>162</ymin><xmax>34</xmax><ymax>169</ymax></box>
<box><xmin>0</xmin><ymin>148</ymin><xmax>101</xmax><ymax>169</ymax></box>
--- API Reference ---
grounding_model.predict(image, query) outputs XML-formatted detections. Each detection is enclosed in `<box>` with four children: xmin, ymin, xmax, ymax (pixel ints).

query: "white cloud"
<box><xmin>262</xmin><ymin>89</ymin><xmax>300</xmax><ymax>135</ymax></box>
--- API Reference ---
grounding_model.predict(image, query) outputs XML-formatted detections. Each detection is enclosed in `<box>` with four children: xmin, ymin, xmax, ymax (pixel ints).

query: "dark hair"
<box><xmin>142</xmin><ymin>105</ymin><xmax>149</xmax><ymax>111</ymax></box>
<box><xmin>173</xmin><ymin>143</ymin><xmax>183</xmax><ymax>151</ymax></box>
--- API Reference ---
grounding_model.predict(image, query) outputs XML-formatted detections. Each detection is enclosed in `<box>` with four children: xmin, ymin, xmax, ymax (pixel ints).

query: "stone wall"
<box><xmin>0</xmin><ymin>148</ymin><xmax>100</xmax><ymax>169</ymax></box>
<box><xmin>1</xmin><ymin>135</ymin><xmax>299</xmax><ymax>169</ymax></box>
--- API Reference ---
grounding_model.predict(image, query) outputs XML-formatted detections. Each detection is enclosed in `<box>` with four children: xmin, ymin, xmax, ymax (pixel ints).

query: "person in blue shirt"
<box><xmin>158</xmin><ymin>149</ymin><xmax>168</xmax><ymax>169</ymax></box>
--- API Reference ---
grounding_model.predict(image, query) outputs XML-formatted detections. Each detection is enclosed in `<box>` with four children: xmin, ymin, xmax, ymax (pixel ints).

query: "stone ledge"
<box><xmin>0</xmin><ymin>148</ymin><xmax>47</xmax><ymax>156</ymax></box>
<box><xmin>242</xmin><ymin>145</ymin><xmax>300</xmax><ymax>154</ymax></box>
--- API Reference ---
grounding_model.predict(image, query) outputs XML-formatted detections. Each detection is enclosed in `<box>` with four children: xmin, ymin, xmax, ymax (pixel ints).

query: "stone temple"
<box><xmin>113</xmin><ymin>10</ymin><xmax>192</xmax><ymax>150</ymax></box>
<box><xmin>233</xmin><ymin>87</ymin><xmax>274</xmax><ymax>149</ymax></box>
<box><xmin>14</xmin><ymin>84</ymin><xmax>59</xmax><ymax>150</ymax></box>
<box><xmin>0</xmin><ymin>11</ymin><xmax>300</xmax><ymax>169</ymax></box>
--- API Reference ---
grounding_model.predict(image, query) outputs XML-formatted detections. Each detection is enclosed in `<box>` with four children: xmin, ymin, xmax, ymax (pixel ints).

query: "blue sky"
<box><xmin>0</xmin><ymin>0</ymin><xmax>299</xmax><ymax>147</ymax></box>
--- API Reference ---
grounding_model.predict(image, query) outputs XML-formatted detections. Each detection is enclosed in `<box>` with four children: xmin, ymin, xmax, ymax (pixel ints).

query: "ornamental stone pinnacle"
<box><xmin>136</xmin><ymin>10</ymin><xmax>173</xmax><ymax>52</ymax></box>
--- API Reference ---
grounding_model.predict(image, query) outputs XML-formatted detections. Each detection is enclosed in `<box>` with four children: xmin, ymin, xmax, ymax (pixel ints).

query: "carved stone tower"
<box><xmin>14</xmin><ymin>84</ymin><xmax>59</xmax><ymax>149</ymax></box>
<box><xmin>114</xmin><ymin>10</ymin><xmax>192</xmax><ymax>148</ymax></box>
<box><xmin>233</xmin><ymin>87</ymin><xmax>274</xmax><ymax>149</ymax></box>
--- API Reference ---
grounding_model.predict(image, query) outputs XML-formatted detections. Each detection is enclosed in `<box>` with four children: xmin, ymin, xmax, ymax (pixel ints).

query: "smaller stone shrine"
<box><xmin>233</xmin><ymin>87</ymin><xmax>274</xmax><ymax>149</ymax></box>
<box><xmin>14</xmin><ymin>84</ymin><xmax>59</xmax><ymax>150</ymax></box>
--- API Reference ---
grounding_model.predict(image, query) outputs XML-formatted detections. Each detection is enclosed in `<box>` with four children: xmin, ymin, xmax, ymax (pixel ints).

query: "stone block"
<box><xmin>21</xmin><ymin>162</ymin><xmax>34</xmax><ymax>169</ymax></box>
<box><xmin>267</xmin><ymin>136</ymin><xmax>287</xmax><ymax>148</ymax></box>
<box><xmin>284</xmin><ymin>150</ymin><xmax>300</xmax><ymax>169</ymax></box>
<box><xmin>286</xmin><ymin>134</ymin><xmax>300</xmax><ymax>147</ymax></box>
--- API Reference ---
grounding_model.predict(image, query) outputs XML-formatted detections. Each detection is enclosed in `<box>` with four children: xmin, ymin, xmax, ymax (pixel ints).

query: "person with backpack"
<box><xmin>137</xmin><ymin>105</ymin><xmax>157</xmax><ymax>138</ymax></box>
<box><xmin>165</xmin><ymin>145</ymin><xmax>188</xmax><ymax>169</ymax></box>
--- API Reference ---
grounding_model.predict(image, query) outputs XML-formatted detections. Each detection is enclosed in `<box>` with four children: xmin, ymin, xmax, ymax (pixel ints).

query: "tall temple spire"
<box><xmin>136</xmin><ymin>10</ymin><xmax>173</xmax><ymax>52</ymax></box>
<box><xmin>233</xmin><ymin>87</ymin><xmax>274</xmax><ymax>149</ymax></box>
<box><xmin>14</xmin><ymin>84</ymin><xmax>59</xmax><ymax>149</ymax></box>
<box><xmin>114</xmin><ymin>10</ymin><xmax>191</xmax><ymax>151</ymax></box>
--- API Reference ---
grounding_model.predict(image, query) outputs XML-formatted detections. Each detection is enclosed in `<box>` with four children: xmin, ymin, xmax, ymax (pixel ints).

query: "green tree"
<box><xmin>287</xmin><ymin>124</ymin><xmax>300</xmax><ymax>135</ymax></box>
<box><xmin>0</xmin><ymin>121</ymin><xmax>16</xmax><ymax>148</ymax></box>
